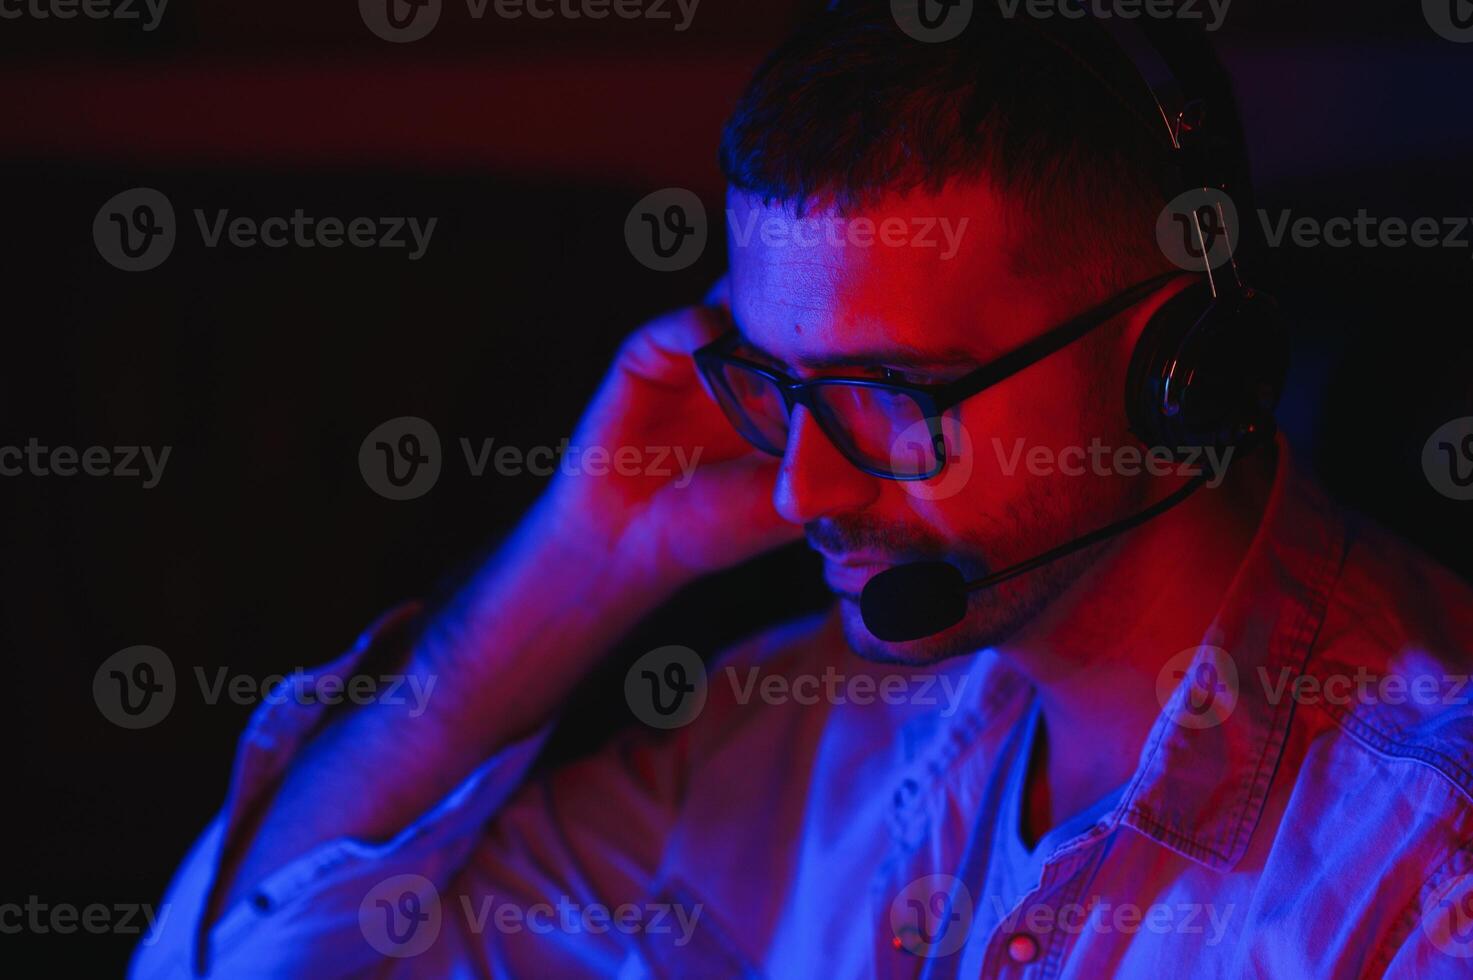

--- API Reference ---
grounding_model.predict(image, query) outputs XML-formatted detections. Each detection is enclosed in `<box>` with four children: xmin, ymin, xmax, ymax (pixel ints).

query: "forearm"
<box><xmin>221</xmin><ymin>495</ymin><xmax>671</xmax><ymax>911</ymax></box>
<box><xmin>209</xmin><ymin>295</ymin><xmax>774</xmax><ymax>917</ymax></box>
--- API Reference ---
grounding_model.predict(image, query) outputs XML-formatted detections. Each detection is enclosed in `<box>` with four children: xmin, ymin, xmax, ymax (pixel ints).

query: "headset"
<box><xmin>843</xmin><ymin>0</ymin><xmax>1291</xmax><ymax>452</ymax></box>
<box><xmin>1051</xmin><ymin>5</ymin><xmax>1291</xmax><ymax>454</ymax></box>
<box><xmin>840</xmin><ymin>1</ymin><xmax>1293</xmax><ymax>642</ymax></box>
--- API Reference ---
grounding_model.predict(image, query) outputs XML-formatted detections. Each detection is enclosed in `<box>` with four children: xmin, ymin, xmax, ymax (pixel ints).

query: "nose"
<box><xmin>773</xmin><ymin>406</ymin><xmax>880</xmax><ymax>525</ymax></box>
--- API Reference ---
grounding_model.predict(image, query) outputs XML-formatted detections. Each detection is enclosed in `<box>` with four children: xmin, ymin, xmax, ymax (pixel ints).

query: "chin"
<box><xmin>833</xmin><ymin>553</ymin><xmax>1088</xmax><ymax>666</ymax></box>
<box><xmin>834</xmin><ymin>594</ymin><xmax>1005</xmax><ymax>665</ymax></box>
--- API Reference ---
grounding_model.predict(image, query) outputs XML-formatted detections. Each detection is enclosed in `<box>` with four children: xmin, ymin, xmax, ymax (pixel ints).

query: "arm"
<box><xmin>134</xmin><ymin>289</ymin><xmax>800</xmax><ymax>975</ymax></box>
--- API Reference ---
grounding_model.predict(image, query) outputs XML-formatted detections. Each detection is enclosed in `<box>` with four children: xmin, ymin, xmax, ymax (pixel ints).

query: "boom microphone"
<box><xmin>859</xmin><ymin>474</ymin><xmax>1209</xmax><ymax>642</ymax></box>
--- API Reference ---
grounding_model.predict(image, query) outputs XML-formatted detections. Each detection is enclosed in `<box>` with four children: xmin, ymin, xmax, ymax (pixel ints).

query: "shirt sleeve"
<box><xmin>128</xmin><ymin>603</ymin><xmax>563</xmax><ymax>979</ymax></box>
<box><xmin>129</xmin><ymin>601</ymin><xmax>743</xmax><ymax>980</ymax></box>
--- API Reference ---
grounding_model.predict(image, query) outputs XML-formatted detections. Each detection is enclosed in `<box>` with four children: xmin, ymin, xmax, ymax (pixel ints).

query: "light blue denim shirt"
<box><xmin>133</xmin><ymin>441</ymin><xmax>1473</xmax><ymax>978</ymax></box>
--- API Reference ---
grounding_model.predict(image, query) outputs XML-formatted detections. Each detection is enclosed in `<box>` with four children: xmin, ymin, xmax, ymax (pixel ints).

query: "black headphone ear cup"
<box><xmin>1126</xmin><ymin>281</ymin><xmax>1211</xmax><ymax>448</ymax></box>
<box><xmin>1126</xmin><ymin>282</ymin><xmax>1290</xmax><ymax>451</ymax></box>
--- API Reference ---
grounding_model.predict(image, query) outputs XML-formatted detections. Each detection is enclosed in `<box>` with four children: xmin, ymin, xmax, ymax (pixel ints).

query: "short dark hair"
<box><xmin>719</xmin><ymin>1</ymin><xmax>1251</xmax><ymax>298</ymax></box>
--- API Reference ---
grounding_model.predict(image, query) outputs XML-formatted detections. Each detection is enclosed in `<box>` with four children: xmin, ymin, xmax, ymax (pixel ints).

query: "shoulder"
<box><xmin>1270</xmin><ymin>512</ymin><xmax>1473</xmax><ymax>921</ymax></box>
<box><xmin>1304</xmin><ymin>514</ymin><xmax>1473</xmax><ymax>805</ymax></box>
<box><xmin>1228</xmin><ymin>509</ymin><xmax>1473</xmax><ymax>973</ymax></box>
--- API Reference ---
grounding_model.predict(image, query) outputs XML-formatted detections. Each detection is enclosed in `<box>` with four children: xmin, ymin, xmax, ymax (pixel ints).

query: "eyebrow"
<box><xmin>734</xmin><ymin>330</ymin><xmax>979</xmax><ymax>374</ymax></box>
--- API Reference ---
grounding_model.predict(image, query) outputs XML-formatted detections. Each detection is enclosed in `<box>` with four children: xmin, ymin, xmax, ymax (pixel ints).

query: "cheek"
<box><xmin>948</xmin><ymin>378</ymin><xmax>1089</xmax><ymax>493</ymax></box>
<box><xmin>960</xmin><ymin>340</ymin><xmax>1133</xmax><ymax>463</ymax></box>
<box><xmin>862</xmin><ymin>421</ymin><xmax>1008</xmax><ymax>542</ymax></box>
<box><xmin>919</xmin><ymin>360</ymin><xmax>1123</xmax><ymax>521</ymax></box>
<box><xmin>861</xmin><ymin>340</ymin><xmax>1139</xmax><ymax>535</ymax></box>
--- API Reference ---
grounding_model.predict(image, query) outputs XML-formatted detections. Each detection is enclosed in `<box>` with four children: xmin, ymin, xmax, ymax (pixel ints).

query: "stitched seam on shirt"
<box><xmin>1118</xmin><ymin>480</ymin><xmax>1346</xmax><ymax>870</ymax></box>
<box><xmin>1119</xmin><ymin>741</ymin><xmax>1237</xmax><ymax>866</ymax></box>
<box><xmin>1204</xmin><ymin>652</ymin><xmax>1299</xmax><ymax>867</ymax></box>
<box><xmin>1308</xmin><ymin>699</ymin><xmax>1473</xmax><ymax>808</ymax></box>
<box><xmin>888</xmin><ymin>669</ymin><xmax>1032</xmax><ymax>845</ymax></box>
<box><xmin>1303</xmin><ymin>643</ymin><xmax>1473</xmax><ymax>804</ymax></box>
<box><xmin>1196</xmin><ymin>489</ymin><xmax>1349</xmax><ymax>866</ymax></box>
<box><xmin>1120</xmin><ymin>809</ymin><xmax>1229</xmax><ymax>865</ymax></box>
<box><xmin>1220</xmin><ymin>578</ymin><xmax>1322</xmax><ymax>861</ymax></box>
<box><xmin>1368</xmin><ymin>840</ymin><xmax>1473</xmax><ymax>976</ymax></box>
<box><xmin>1042</xmin><ymin>844</ymin><xmax>1108</xmax><ymax>978</ymax></box>
<box><xmin>1218</xmin><ymin>500</ymin><xmax>1347</xmax><ymax>867</ymax></box>
<box><xmin>1293</xmin><ymin>508</ymin><xmax>1473</xmax><ymax>801</ymax></box>
<box><xmin>1125</xmin><ymin>560</ymin><xmax>1338</xmax><ymax>869</ymax></box>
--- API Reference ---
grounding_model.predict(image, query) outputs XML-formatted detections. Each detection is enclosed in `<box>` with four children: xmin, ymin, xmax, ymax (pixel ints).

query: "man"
<box><xmin>135</xmin><ymin>4</ymin><xmax>1473</xmax><ymax>977</ymax></box>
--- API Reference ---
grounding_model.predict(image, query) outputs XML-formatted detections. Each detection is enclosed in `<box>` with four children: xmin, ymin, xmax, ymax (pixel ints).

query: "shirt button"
<box><xmin>1007</xmin><ymin>933</ymin><xmax>1039</xmax><ymax>964</ymax></box>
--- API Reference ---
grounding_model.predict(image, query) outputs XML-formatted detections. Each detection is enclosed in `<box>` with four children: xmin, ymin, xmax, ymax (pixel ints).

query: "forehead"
<box><xmin>726</xmin><ymin>182</ymin><xmax>1052</xmax><ymax>367</ymax></box>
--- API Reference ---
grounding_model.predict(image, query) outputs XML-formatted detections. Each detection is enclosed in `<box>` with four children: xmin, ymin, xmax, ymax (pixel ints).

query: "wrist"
<box><xmin>406</xmin><ymin>492</ymin><xmax>670</xmax><ymax>702</ymax></box>
<box><xmin>522</xmin><ymin>484</ymin><xmax>687</xmax><ymax>603</ymax></box>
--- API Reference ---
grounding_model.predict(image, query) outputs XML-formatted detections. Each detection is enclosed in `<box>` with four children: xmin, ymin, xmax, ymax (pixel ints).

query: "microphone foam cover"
<box><xmin>860</xmin><ymin>561</ymin><xmax>968</xmax><ymax>643</ymax></box>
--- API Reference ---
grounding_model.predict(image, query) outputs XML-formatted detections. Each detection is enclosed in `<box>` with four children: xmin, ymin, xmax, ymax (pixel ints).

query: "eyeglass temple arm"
<box><xmin>935</xmin><ymin>271</ymin><xmax>1183</xmax><ymax>409</ymax></box>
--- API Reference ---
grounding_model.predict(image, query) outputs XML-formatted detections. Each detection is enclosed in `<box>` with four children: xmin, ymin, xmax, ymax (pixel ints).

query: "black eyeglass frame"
<box><xmin>693</xmin><ymin>271</ymin><xmax>1185</xmax><ymax>481</ymax></box>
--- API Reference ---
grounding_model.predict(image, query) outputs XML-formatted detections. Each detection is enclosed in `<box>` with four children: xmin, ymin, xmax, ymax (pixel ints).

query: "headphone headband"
<box><xmin>1050</xmin><ymin>3</ymin><xmax>1242</xmax><ymax>293</ymax></box>
<box><xmin>1056</xmin><ymin>2</ymin><xmax>1195</xmax><ymax>148</ymax></box>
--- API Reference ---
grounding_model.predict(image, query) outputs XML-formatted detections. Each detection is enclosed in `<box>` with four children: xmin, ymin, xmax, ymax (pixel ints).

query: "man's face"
<box><xmin>727</xmin><ymin>182</ymin><xmax>1159</xmax><ymax>664</ymax></box>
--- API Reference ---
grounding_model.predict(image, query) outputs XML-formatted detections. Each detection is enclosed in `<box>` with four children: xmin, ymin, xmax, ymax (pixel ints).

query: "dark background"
<box><xmin>3</xmin><ymin>0</ymin><xmax>1472</xmax><ymax>974</ymax></box>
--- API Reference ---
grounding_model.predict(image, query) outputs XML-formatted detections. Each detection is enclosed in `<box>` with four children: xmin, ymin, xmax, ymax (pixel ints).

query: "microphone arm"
<box><xmin>961</xmin><ymin>472</ymin><xmax>1209</xmax><ymax>593</ymax></box>
<box><xmin>859</xmin><ymin>472</ymin><xmax>1211</xmax><ymax>643</ymax></box>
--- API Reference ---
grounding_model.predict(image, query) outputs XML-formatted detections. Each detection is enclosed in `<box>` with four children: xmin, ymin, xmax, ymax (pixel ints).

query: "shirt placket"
<box><xmin>977</xmin><ymin>832</ymin><xmax>1111</xmax><ymax>978</ymax></box>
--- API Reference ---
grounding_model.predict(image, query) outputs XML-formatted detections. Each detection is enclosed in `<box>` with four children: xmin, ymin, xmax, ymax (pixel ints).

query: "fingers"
<box><xmin>712</xmin><ymin>455</ymin><xmax>803</xmax><ymax>548</ymax></box>
<box><xmin>657</xmin><ymin>453</ymin><xmax>804</xmax><ymax>576</ymax></box>
<box><xmin>644</xmin><ymin>303</ymin><xmax>730</xmax><ymax>355</ymax></box>
<box><xmin>703</xmin><ymin>274</ymin><xmax>731</xmax><ymax>311</ymax></box>
<box><xmin>616</xmin><ymin>304</ymin><xmax>731</xmax><ymax>386</ymax></box>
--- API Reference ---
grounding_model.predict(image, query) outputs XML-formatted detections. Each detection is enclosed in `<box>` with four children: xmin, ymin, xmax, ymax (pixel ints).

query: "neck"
<box><xmin>1003</xmin><ymin>442</ymin><xmax>1278</xmax><ymax>839</ymax></box>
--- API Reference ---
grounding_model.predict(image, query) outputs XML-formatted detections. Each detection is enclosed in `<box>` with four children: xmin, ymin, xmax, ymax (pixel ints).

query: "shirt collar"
<box><xmin>1116</xmin><ymin>434</ymin><xmax>1348</xmax><ymax>870</ymax></box>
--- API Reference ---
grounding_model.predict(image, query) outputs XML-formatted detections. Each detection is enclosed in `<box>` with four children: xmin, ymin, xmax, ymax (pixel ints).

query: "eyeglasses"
<box><xmin>693</xmin><ymin>272</ymin><xmax>1182</xmax><ymax>480</ymax></box>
